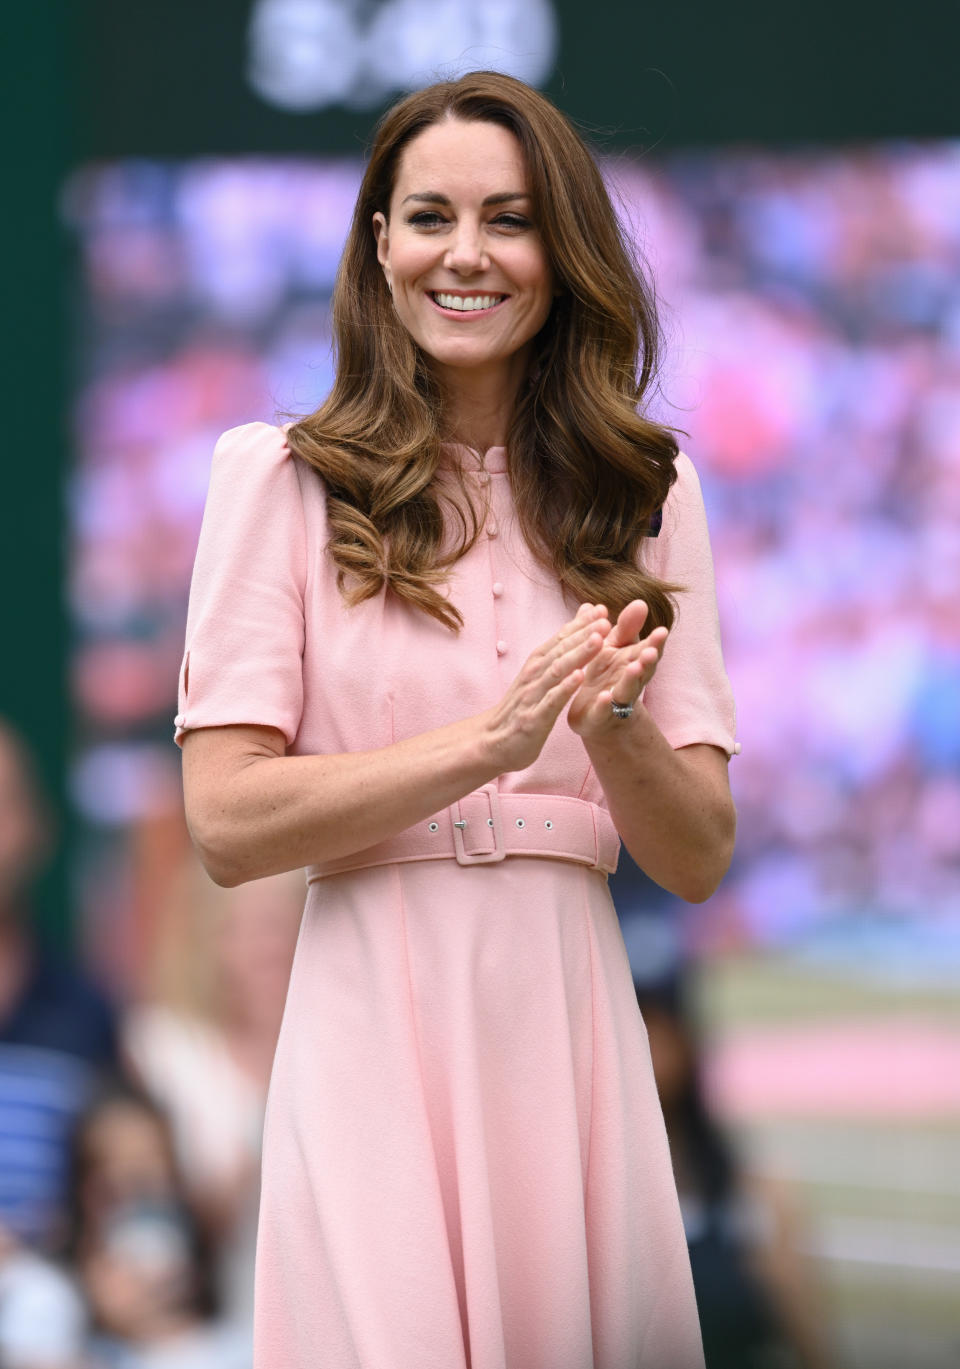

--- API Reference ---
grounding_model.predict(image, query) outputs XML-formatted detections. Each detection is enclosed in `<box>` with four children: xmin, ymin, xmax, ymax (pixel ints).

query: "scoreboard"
<box><xmin>78</xmin><ymin>0</ymin><xmax>959</xmax><ymax>158</ymax></box>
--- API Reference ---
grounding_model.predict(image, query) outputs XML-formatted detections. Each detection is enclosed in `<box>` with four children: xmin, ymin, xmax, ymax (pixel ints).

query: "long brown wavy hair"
<box><xmin>284</xmin><ymin>71</ymin><xmax>681</xmax><ymax>632</ymax></box>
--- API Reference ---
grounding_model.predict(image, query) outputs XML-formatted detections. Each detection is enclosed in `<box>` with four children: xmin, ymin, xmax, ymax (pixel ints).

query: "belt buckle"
<box><xmin>452</xmin><ymin>783</ymin><xmax>505</xmax><ymax>864</ymax></box>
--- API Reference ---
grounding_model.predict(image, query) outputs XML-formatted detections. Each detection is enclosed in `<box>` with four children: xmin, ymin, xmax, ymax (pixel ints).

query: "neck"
<box><xmin>435</xmin><ymin>348</ymin><xmax>531</xmax><ymax>454</ymax></box>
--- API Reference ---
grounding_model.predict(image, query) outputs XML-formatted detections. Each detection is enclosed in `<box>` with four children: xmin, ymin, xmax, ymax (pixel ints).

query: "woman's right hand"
<box><xmin>479</xmin><ymin>603</ymin><xmax>611</xmax><ymax>774</ymax></box>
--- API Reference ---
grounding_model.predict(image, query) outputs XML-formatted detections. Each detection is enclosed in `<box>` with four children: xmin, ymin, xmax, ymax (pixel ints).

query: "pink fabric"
<box><xmin>176</xmin><ymin>422</ymin><xmax>737</xmax><ymax>1368</ymax></box>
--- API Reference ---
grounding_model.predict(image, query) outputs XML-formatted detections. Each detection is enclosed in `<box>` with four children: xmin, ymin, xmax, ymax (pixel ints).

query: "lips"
<box><xmin>428</xmin><ymin>290</ymin><xmax>508</xmax><ymax>314</ymax></box>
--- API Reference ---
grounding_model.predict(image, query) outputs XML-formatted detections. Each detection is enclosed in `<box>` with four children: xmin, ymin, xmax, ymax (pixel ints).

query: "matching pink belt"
<box><xmin>305</xmin><ymin>782</ymin><xmax>620</xmax><ymax>882</ymax></box>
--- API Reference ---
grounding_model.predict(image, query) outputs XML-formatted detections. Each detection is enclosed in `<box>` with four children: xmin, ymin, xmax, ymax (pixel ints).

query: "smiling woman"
<box><xmin>285</xmin><ymin>71</ymin><xmax>682</xmax><ymax>636</ymax></box>
<box><xmin>372</xmin><ymin>120</ymin><xmax>556</xmax><ymax>394</ymax></box>
<box><xmin>177</xmin><ymin>70</ymin><xmax>737</xmax><ymax>1369</ymax></box>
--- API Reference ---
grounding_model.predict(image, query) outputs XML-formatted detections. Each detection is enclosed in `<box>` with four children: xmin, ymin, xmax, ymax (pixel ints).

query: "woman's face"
<box><xmin>373</xmin><ymin>118</ymin><xmax>556</xmax><ymax>381</ymax></box>
<box><xmin>78</xmin><ymin>1102</ymin><xmax>177</xmax><ymax>1221</ymax></box>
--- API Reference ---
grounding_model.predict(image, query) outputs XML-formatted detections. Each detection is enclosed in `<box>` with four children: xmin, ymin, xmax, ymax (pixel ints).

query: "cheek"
<box><xmin>390</xmin><ymin>237</ymin><xmax>435</xmax><ymax>286</ymax></box>
<box><xmin>515</xmin><ymin>254</ymin><xmax>555</xmax><ymax>314</ymax></box>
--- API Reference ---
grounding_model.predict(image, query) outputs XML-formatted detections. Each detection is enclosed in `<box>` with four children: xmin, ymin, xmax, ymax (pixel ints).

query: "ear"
<box><xmin>372</xmin><ymin>211</ymin><xmax>389</xmax><ymax>274</ymax></box>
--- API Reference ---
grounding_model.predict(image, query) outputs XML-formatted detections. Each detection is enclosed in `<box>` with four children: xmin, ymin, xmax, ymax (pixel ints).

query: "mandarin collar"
<box><xmin>439</xmin><ymin>442</ymin><xmax>508</xmax><ymax>474</ymax></box>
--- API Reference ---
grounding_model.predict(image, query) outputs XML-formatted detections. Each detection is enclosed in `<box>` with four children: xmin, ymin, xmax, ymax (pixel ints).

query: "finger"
<box><xmin>545</xmin><ymin>605</ymin><xmax>608</xmax><ymax>655</ymax></box>
<box><xmin>544</xmin><ymin>615</ymin><xmax>611</xmax><ymax>671</ymax></box>
<box><xmin>612</xmin><ymin>657</ymin><xmax>646</xmax><ymax>701</ymax></box>
<box><xmin>527</xmin><ymin>615</ymin><xmax>601</xmax><ymax>675</ymax></box>
<box><xmin>548</xmin><ymin>628</ymin><xmax>607</xmax><ymax>683</ymax></box>
<box><xmin>640</xmin><ymin>624</ymin><xmax>669</xmax><ymax>651</ymax></box>
<box><xmin>541</xmin><ymin>664</ymin><xmax>591</xmax><ymax>720</ymax></box>
<box><xmin>590</xmin><ymin>625</ymin><xmax>668</xmax><ymax>678</ymax></box>
<box><xmin>569</xmin><ymin>603</ymin><xmax>610</xmax><ymax>635</ymax></box>
<box><xmin>613</xmin><ymin>647</ymin><xmax>662</xmax><ymax>702</ymax></box>
<box><xmin>620</xmin><ymin>632</ymin><xmax>668</xmax><ymax>670</ymax></box>
<box><xmin>637</xmin><ymin>644</ymin><xmax>664</xmax><ymax>686</ymax></box>
<box><xmin>585</xmin><ymin>641</ymin><xmax>658</xmax><ymax>713</ymax></box>
<box><xmin>609</xmin><ymin>599</ymin><xmax>650</xmax><ymax>647</ymax></box>
<box><xmin>610</xmin><ymin>645</ymin><xmax>662</xmax><ymax>694</ymax></box>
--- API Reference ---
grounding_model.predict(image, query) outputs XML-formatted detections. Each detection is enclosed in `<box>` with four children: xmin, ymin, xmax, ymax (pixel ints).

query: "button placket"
<box><xmin>490</xmin><ymin>557</ymin><xmax>507</xmax><ymax>654</ymax></box>
<box><xmin>486</xmin><ymin>484</ymin><xmax>508</xmax><ymax>661</ymax></box>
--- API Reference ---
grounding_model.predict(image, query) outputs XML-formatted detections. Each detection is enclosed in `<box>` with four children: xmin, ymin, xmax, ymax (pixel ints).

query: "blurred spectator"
<box><xmin>65</xmin><ymin>1077</ymin><xmax>248</xmax><ymax>1368</ymax></box>
<box><xmin>631</xmin><ymin>950</ymin><xmax>834</xmax><ymax>1369</ymax></box>
<box><xmin>0</xmin><ymin>720</ymin><xmax>118</xmax><ymax>1252</ymax></box>
<box><xmin>120</xmin><ymin>859</ymin><xmax>302</xmax><ymax>1329</ymax></box>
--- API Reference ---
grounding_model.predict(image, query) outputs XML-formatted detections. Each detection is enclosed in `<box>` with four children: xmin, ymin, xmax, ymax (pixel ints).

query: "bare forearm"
<box><xmin>184</xmin><ymin>606</ymin><xmax>615</xmax><ymax>887</ymax></box>
<box><xmin>582</xmin><ymin>705</ymin><xmax>735</xmax><ymax>902</ymax></box>
<box><xmin>188</xmin><ymin>715</ymin><xmax>498</xmax><ymax>886</ymax></box>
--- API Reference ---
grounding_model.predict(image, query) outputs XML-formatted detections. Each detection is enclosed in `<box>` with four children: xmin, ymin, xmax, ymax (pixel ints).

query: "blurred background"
<box><xmin>4</xmin><ymin>1</ymin><xmax>958</xmax><ymax>1366</ymax></box>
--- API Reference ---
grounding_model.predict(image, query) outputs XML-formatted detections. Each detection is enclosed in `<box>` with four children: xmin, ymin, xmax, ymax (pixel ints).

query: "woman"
<box><xmin>63</xmin><ymin>1078</ymin><xmax>248</xmax><ymax>1367</ymax></box>
<box><xmin>121</xmin><ymin>860</ymin><xmax>305</xmax><ymax>1332</ymax></box>
<box><xmin>176</xmin><ymin>71</ymin><xmax>738</xmax><ymax>1369</ymax></box>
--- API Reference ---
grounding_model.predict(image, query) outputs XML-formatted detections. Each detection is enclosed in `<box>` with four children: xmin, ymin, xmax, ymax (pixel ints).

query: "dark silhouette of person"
<box><xmin>0</xmin><ymin>720</ymin><xmax>119</xmax><ymax>1253</ymax></box>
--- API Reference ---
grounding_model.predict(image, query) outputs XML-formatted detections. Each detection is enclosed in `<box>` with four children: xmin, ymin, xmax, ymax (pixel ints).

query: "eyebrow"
<box><xmin>400</xmin><ymin>192</ymin><xmax>531</xmax><ymax>207</ymax></box>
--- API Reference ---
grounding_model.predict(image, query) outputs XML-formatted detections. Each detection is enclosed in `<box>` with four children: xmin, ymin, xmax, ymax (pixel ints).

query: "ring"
<box><xmin>610</xmin><ymin>699</ymin><xmax>634</xmax><ymax>719</ymax></box>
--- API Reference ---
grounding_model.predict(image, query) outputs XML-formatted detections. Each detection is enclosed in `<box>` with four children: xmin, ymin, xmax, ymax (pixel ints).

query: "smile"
<box><xmin>428</xmin><ymin>291</ymin><xmax>508</xmax><ymax>316</ymax></box>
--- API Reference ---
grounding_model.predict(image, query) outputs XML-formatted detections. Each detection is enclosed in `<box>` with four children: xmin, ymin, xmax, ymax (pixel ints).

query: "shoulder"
<box><xmin>668</xmin><ymin>450</ymin><xmax>705</xmax><ymax>504</ymax></box>
<box><xmin>123</xmin><ymin>1004</ymin><xmax>226</xmax><ymax>1082</ymax></box>
<box><xmin>210</xmin><ymin>420</ymin><xmax>322</xmax><ymax>506</ymax></box>
<box><xmin>6</xmin><ymin>947</ymin><xmax>118</xmax><ymax>1064</ymax></box>
<box><xmin>211</xmin><ymin>420</ymin><xmax>293</xmax><ymax>470</ymax></box>
<box><xmin>659</xmin><ymin>450</ymin><xmax>711</xmax><ymax>534</ymax></box>
<box><xmin>204</xmin><ymin>421</ymin><xmax>322</xmax><ymax>528</ymax></box>
<box><xmin>124</xmin><ymin>1002</ymin><xmax>218</xmax><ymax>1054</ymax></box>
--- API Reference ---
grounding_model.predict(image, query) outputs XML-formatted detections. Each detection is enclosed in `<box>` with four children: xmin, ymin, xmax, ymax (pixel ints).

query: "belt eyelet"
<box><xmin>428</xmin><ymin>822</ymin><xmax>439</xmax><ymax>832</ymax></box>
<box><xmin>544</xmin><ymin>820</ymin><xmax>553</xmax><ymax>829</ymax></box>
<box><xmin>515</xmin><ymin>818</ymin><xmax>525</xmax><ymax>828</ymax></box>
<box><xmin>487</xmin><ymin>817</ymin><xmax>494</xmax><ymax>827</ymax></box>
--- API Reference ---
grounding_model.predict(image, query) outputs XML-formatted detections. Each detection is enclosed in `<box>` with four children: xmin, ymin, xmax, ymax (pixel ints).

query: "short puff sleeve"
<box><xmin>640</xmin><ymin>452</ymin><xmax>739</xmax><ymax>757</ymax></box>
<box><xmin>173</xmin><ymin>422</ymin><xmax>307</xmax><ymax>748</ymax></box>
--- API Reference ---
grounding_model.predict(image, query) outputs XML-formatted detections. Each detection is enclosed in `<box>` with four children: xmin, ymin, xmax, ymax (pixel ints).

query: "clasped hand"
<box><xmin>565</xmin><ymin>600</ymin><xmax>668</xmax><ymax>739</ymax></box>
<box><xmin>482</xmin><ymin>600</ymin><xmax>668</xmax><ymax>775</ymax></box>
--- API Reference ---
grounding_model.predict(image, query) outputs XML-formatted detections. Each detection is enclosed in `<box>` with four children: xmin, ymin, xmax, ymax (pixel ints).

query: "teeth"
<box><xmin>433</xmin><ymin>293</ymin><xmax>504</xmax><ymax>312</ymax></box>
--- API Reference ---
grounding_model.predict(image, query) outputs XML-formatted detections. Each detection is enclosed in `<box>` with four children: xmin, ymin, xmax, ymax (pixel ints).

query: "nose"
<box><xmin>443</xmin><ymin>219</ymin><xmax>489</xmax><ymax>275</ymax></box>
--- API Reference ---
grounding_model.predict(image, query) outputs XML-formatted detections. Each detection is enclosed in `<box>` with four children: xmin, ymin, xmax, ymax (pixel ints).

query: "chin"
<box><xmin>422</xmin><ymin>343</ymin><xmax>503</xmax><ymax>370</ymax></box>
<box><xmin>436</xmin><ymin>350</ymin><xmax>505</xmax><ymax>370</ymax></box>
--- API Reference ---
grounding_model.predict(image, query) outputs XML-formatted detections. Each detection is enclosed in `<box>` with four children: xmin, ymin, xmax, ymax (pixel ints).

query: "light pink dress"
<box><xmin>174</xmin><ymin>421</ymin><xmax>737</xmax><ymax>1369</ymax></box>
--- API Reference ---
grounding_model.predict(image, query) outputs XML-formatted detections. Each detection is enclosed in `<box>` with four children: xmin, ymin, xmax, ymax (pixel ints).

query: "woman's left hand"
<box><xmin>566</xmin><ymin>600</ymin><xmax>669</xmax><ymax>740</ymax></box>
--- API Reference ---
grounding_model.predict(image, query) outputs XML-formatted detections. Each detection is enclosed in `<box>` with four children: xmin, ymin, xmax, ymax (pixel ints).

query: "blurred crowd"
<box><xmin>615</xmin><ymin>146</ymin><xmax>960</xmax><ymax>958</ymax></box>
<box><xmin>59</xmin><ymin>141</ymin><xmax>960</xmax><ymax>979</ymax></box>
<box><xmin>0</xmin><ymin>721</ymin><xmax>303</xmax><ymax>1366</ymax></box>
<box><xmin>0</xmin><ymin>720</ymin><xmax>834</xmax><ymax>1367</ymax></box>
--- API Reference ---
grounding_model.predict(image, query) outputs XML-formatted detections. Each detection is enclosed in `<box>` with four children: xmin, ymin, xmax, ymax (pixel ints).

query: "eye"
<box><xmin>493</xmin><ymin>214</ymin><xmax>531</xmax><ymax>230</ymax></box>
<box><xmin>407</xmin><ymin>211</ymin><xmax>447</xmax><ymax>227</ymax></box>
